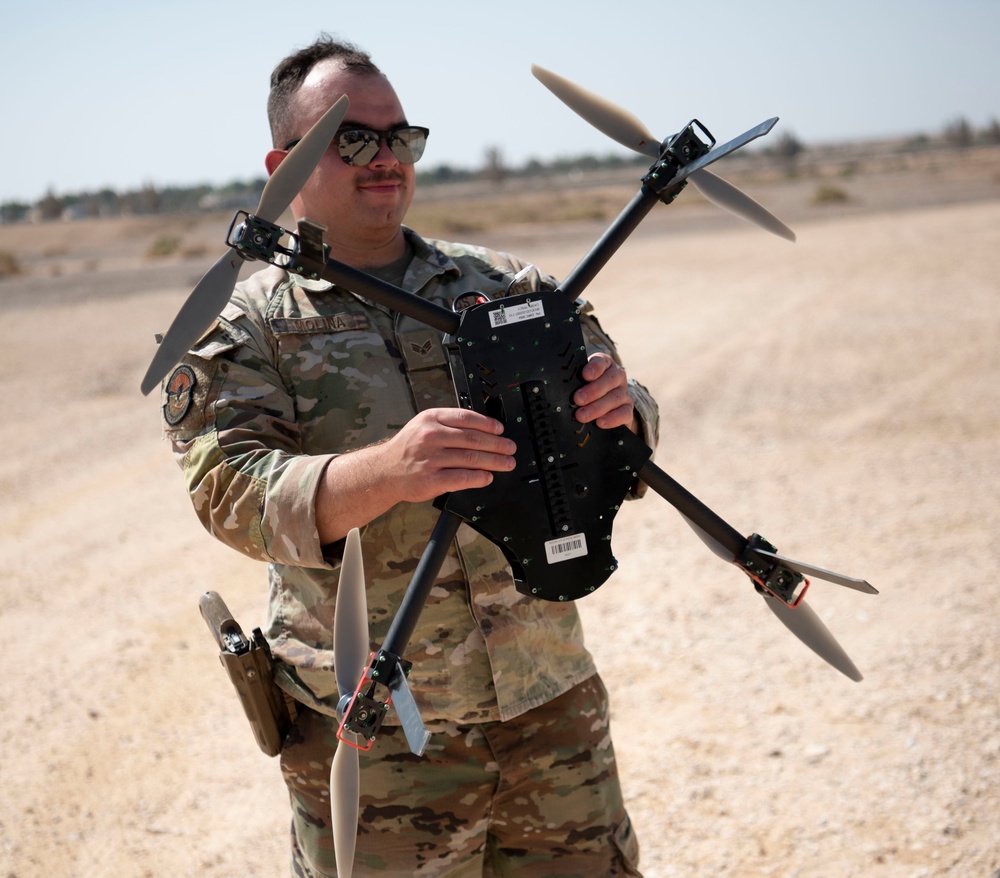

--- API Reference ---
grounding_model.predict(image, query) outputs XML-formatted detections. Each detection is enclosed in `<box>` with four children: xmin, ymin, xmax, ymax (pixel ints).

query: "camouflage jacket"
<box><xmin>163</xmin><ymin>229</ymin><xmax>659</xmax><ymax>723</ymax></box>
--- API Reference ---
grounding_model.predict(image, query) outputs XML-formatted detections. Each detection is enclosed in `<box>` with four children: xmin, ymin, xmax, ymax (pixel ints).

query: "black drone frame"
<box><xmin>225</xmin><ymin>116</ymin><xmax>877</xmax><ymax>756</ymax></box>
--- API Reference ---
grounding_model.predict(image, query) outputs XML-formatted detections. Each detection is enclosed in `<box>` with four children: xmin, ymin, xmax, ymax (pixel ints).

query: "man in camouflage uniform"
<box><xmin>162</xmin><ymin>34</ymin><xmax>658</xmax><ymax>877</ymax></box>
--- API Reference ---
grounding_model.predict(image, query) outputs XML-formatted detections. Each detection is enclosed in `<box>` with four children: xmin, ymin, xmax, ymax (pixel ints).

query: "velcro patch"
<box><xmin>163</xmin><ymin>365</ymin><xmax>197</xmax><ymax>426</ymax></box>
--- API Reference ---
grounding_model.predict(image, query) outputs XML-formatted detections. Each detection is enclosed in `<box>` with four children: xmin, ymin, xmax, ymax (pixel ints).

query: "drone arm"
<box><xmin>638</xmin><ymin>460</ymin><xmax>746</xmax><ymax>559</ymax></box>
<box><xmin>318</xmin><ymin>257</ymin><xmax>460</xmax><ymax>335</ymax></box>
<box><xmin>230</xmin><ymin>215</ymin><xmax>461</xmax><ymax>335</ymax></box>
<box><xmin>640</xmin><ymin>458</ymin><xmax>877</xmax><ymax>600</ymax></box>
<box><xmin>282</xmin><ymin>218</ymin><xmax>460</xmax><ymax>334</ymax></box>
<box><xmin>338</xmin><ymin>508</ymin><xmax>462</xmax><ymax>756</ymax></box>
<box><xmin>639</xmin><ymin>459</ymin><xmax>810</xmax><ymax>605</ymax></box>
<box><xmin>559</xmin><ymin>185</ymin><xmax>661</xmax><ymax>302</ymax></box>
<box><xmin>382</xmin><ymin>509</ymin><xmax>464</xmax><ymax>658</ymax></box>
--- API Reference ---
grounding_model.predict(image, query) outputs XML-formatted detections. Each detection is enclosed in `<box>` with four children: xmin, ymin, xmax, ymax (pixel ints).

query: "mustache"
<box><xmin>362</xmin><ymin>170</ymin><xmax>406</xmax><ymax>185</ymax></box>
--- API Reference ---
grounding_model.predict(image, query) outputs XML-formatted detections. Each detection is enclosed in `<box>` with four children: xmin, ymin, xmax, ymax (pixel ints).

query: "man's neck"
<box><xmin>326</xmin><ymin>228</ymin><xmax>409</xmax><ymax>271</ymax></box>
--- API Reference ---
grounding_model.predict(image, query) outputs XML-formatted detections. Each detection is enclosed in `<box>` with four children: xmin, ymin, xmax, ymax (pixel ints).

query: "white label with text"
<box><xmin>489</xmin><ymin>299</ymin><xmax>545</xmax><ymax>329</ymax></box>
<box><xmin>545</xmin><ymin>533</ymin><xmax>588</xmax><ymax>564</ymax></box>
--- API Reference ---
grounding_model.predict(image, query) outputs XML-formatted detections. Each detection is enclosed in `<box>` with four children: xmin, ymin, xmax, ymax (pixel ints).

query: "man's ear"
<box><xmin>264</xmin><ymin>149</ymin><xmax>287</xmax><ymax>177</ymax></box>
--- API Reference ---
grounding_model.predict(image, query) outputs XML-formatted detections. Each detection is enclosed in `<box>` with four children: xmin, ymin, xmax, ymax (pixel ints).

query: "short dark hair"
<box><xmin>267</xmin><ymin>33</ymin><xmax>382</xmax><ymax>147</ymax></box>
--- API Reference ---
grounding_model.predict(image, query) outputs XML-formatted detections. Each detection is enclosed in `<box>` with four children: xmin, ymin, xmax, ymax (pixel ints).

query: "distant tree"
<box><xmin>137</xmin><ymin>183</ymin><xmax>161</xmax><ymax>214</ymax></box>
<box><xmin>0</xmin><ymin>201</ymin><xmax>30</xmax><ymax>224</ymax></box>
<box><xmin>36</xmin><ymin>189</ymin><xmax>63</xmax><ymax>221</ymax></box>
<box><xmin>943</xmin><ymin>117</ymin><xmax>974</xmax><ymax>148</ymax></box>
<box><xmin>121</xmin><ymin>184</ymin><xmax>161</xmax><ymax>215</ymax></box>
<box><xmin>771</xmin><ymin>132</ymin><xmax>806</xmax><ymax>161</ymax></box>
<box><xmin>981</xmin><ymin>118</ymin><xmax>1000</xmax><ymax>145</ymax></box>
<box><xmin>482</xmin><ymin>146</ymin><xmax>506</xmax><ymax>187</ymax></box>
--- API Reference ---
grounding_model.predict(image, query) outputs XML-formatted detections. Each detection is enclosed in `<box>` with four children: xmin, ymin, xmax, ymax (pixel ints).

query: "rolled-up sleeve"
<box><xmin>164</xmin><ymin>300</ymin><xmax>337</xmax><ymax>569</ymax></box>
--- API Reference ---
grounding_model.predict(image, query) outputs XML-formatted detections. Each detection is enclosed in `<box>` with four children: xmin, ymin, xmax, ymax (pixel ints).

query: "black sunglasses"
<box><xmin>283</xmin><ymin>125</ymin><xmax>430</xmax><ymax>167</ymax></box>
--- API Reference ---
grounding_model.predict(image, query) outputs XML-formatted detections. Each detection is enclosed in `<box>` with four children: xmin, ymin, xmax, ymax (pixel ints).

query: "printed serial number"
<box><xmin>489</xmin><ymin>299</ymin><xmax>546</xmax><ymax>329</ymax></box>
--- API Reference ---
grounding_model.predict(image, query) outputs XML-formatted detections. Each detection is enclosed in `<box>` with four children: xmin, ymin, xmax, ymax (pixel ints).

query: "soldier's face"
<box><xmin>279</xmin><ymin>62</ymin><xmax>416</xmax><ymax>255</ymax></box>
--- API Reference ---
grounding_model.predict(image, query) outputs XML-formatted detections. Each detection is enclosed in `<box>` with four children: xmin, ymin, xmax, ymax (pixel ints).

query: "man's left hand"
<box><xmin>573</xmin><ymin>353</ymin><xmax>636</xmax><ymax>432</ymax></box>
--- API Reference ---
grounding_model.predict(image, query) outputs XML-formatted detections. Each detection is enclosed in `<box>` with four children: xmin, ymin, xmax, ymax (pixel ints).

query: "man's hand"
<box><xmin>573</xmin><ymin>352</ymin><xmax>636</xmax><ymax>431</ymax></box>
<box><xmin>316</xmin><ymin>408</ymin><xmax>515</xmax><ymax>543</ymax></box>
<box><xmin>377</xmin><ymin>408</ymin><xmax>517</xmax><ymax>502</ymax></box>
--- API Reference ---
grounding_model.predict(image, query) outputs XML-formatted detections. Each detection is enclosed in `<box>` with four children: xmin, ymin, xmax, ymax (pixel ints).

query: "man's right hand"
<box><xmin>315</xmin><ymin>408</ymin><xmax>516</xmax><ymax>544</ymax></box>
<box><xmin>378</xmin><ymin>408</ymin><xmax>517</xmax><ymax>502</ymax></box>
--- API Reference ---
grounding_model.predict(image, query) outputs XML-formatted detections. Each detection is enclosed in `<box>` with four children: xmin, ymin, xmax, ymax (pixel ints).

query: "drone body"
<box><xmin>442</xmin><ymin>287</ymin><xmax>652</xmax><ymax>601</ymax></box>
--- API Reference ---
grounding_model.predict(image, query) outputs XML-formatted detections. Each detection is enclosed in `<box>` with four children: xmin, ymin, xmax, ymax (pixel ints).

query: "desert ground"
<box><xmin>1</xmin><ymin>148</ymin><xmax>999</xmax><ymax>877</ymax></box>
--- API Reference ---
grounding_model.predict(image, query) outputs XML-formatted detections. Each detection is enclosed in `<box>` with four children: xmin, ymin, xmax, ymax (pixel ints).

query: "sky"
<box><xmin>2</xmin><ymin>0</ymin><xmax>998</xmax><ymax>204</ymax></box>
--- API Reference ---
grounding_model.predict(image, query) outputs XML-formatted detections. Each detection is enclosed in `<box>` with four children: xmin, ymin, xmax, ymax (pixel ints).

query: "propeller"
<box><xmin>681</xmin><ymin>515</ymin><xmax>864</xmax><ymax>680</ymax></box>
<box><xmin>139</xmin><ymin>95</ymin><xmax>351</xmax><ymax>396</ymax></box>
<box><xmin>531</xmin><ymin>65</ymin><xmax>796</xmax><ymax>242</ymax></box>
<box><xmin>331</xmin><ymin>527</ymin><xmax>369</xmax><ymax>878</ymax></box>
<box><xmin>762</xmin><ymin>592</ymin><xmax>863</xmax><ymax>682</ymax></box>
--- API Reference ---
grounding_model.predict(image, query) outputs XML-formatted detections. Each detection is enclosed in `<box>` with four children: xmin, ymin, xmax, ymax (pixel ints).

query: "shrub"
<box><xmin>0</xmin><ymin>250</ymin><xmax>20</xmax><ymax>278</ymax></box>
<box><xmin>145</xmin><ymin>235</ymin><xmax>181</xmax><ymax>259</ymax></box>
<box><xmin>812</xmin><ymin>184</ymin><xmax>850</xmax><ymax>205</ymax></box>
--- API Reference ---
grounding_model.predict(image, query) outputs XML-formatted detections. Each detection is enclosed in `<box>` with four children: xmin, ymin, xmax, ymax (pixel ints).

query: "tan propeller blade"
<box><xmin>140</xmin><ymin>95</ymin><xmax>350</xmax><ymax>395</ymax></box>
<box><xmin>331</xmin><ymin>527</ymin><xmax>368</xmax><ymax>878</ymax></box>
<box><xmin>531</xmin><ymin>64</ymin><xmax>795</xmax><ymax>241</ymax></box>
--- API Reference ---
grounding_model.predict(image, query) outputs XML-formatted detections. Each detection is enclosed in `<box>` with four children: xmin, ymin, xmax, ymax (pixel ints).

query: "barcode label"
<box><xmin>545</xmin><ymin>533</ymin><xmax>588</xmax><ymax>564</ymax></box>
<box><xmin>489</xmin><ymin>299</ymin><xmax>545</xmax><ymax>329</ymax></box>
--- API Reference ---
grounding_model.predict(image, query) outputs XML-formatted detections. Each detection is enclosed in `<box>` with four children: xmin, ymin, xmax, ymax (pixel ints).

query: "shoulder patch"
<box><xmin>163</xmin><ymin>364</ymin><xmax>197</xmax><ymax>426</ymax></box>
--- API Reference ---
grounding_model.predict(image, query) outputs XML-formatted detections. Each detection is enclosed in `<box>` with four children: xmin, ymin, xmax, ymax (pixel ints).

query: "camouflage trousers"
<box><xmin>279</xmin><ymin>674</ymin><xmax>642</xmax><ymax>877</ymax></box>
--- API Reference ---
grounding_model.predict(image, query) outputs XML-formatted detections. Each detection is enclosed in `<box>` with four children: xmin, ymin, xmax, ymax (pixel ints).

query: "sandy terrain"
<box><xmin>1</xmin><ymin>158</ymin><xmax>999</xmax><ymax>877</ymax></box>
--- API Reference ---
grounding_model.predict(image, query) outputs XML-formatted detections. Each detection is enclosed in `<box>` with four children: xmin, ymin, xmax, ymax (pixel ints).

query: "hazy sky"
<box><xmin>3</xmin><ymin>0</ymin><xmax>997</xmax><ymax>203</ymax></box>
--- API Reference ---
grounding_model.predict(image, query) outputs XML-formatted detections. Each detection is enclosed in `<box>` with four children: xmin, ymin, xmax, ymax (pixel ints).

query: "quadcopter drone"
<box><xmin>142</xmin><ymin>66</ymin><xmax>877</xmax><ymax>876</ymax></box>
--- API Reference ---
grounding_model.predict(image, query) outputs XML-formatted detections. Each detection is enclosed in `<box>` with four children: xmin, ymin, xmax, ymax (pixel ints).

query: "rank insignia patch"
<box><xmin>163</xmin><ymin>365</ymin><xmax>197</xmax><ymax>425</ymax></box>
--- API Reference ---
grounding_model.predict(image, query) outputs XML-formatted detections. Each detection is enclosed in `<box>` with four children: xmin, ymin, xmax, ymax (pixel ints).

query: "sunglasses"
<box><xmin>283</xmin><ymin>125</ymin><xmax>430</xmax><ymax>167</ymax></box>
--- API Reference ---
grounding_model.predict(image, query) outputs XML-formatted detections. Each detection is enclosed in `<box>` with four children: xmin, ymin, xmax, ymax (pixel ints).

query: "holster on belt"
<box><xmin>198</xmin><ymin>590</ymin><xmax>298</xmax><ymax>757</ymax></box>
